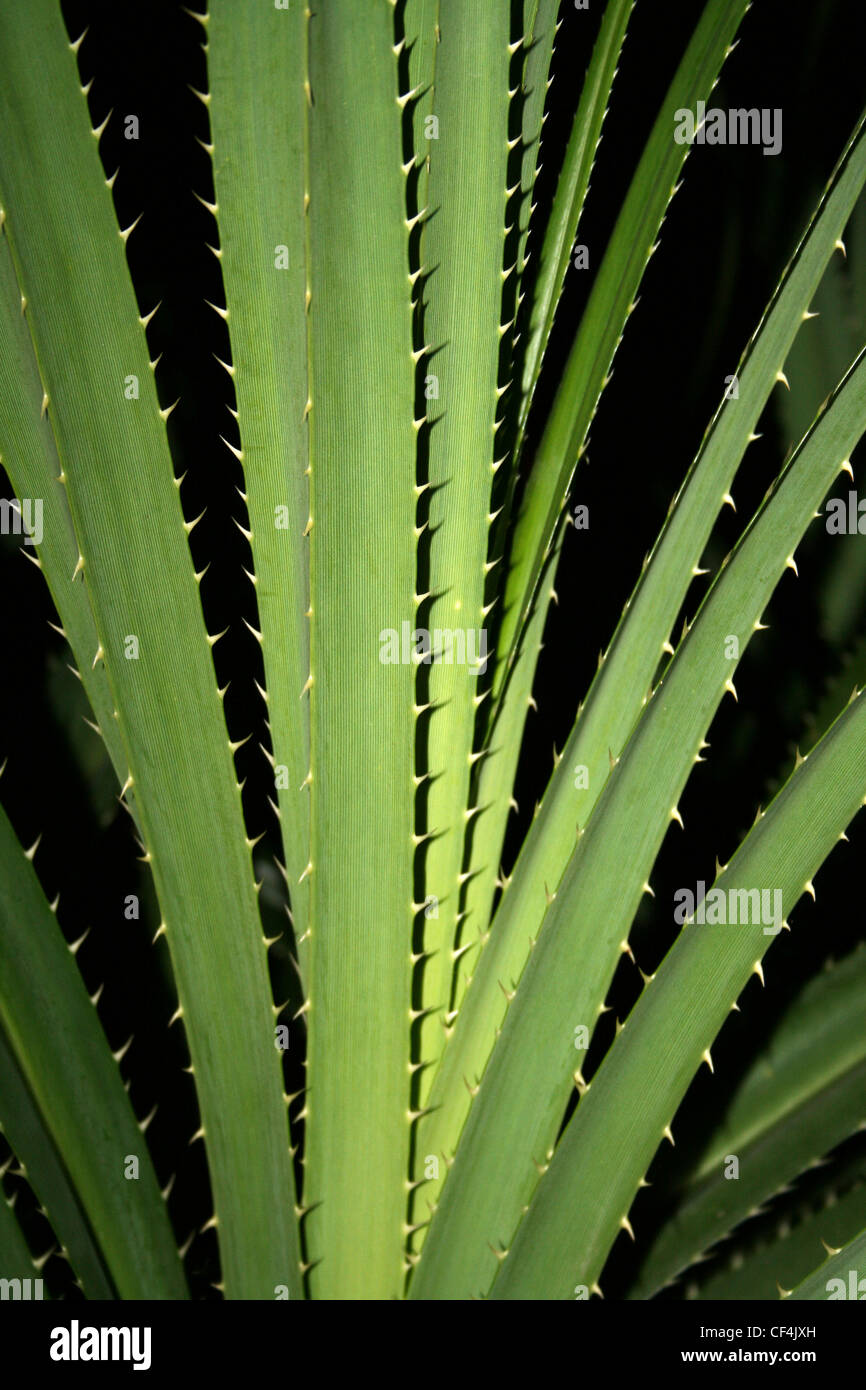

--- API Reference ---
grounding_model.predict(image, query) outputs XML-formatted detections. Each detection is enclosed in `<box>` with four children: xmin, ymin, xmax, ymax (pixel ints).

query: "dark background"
<box><xmin>2</xmin><ymin>0</ymin><xmax>866</xmax><ymax>1298</ymax></box>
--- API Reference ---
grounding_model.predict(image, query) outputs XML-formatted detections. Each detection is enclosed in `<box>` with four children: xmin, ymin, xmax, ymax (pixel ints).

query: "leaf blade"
<box><xmin>417</xmin><ymin>0</ymin><xmax>513</xmax><ymax>1088</ymax></box>
<box><xmin>630</xmin><ymin>945</ymin><xmax>866</xmax><ymax>1298</ymax></box>
<box><xmin>302</xmin><ymin>1</ymin><xmax>417</xmax><ymax>1299</ymax></box>
<box><xmin>412</xmin><ymin>341</ymin><xmax>866</xmax><ymax>1300</ymax></box>
<box><xmin>491</xmin><ymin>658</ymin><xmax>866</xmax><ymax>1300</ymax></box>
<box><xmin>0</xmin><ymin>2</ymin><xmax>301</xmax><ymax>1298</ymax></box>
<box><xmin>495</xmin><ymin>0</ymin><xmax>749</xmax><ymax>704</ymax></box>
<box><xmin>414</xmin><ymin>104</ymin><xmax>866</xmax><ymax>1226</ymax></box>
<box><xmin>0</xmin><ymin>801</ymin><xmax>184</xmax><ymax>1298</ymax></box>
<box><xmin>207</xmin><ymin>0</ymin><xmax>312</xmax><ymax>978</ymax></box>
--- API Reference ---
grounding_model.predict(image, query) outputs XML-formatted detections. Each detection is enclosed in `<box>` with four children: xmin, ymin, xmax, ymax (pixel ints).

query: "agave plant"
<box><xmin>1</xmin><ymin>0</ymin><xmax>866</xmax><ymax>1305</ymax></box>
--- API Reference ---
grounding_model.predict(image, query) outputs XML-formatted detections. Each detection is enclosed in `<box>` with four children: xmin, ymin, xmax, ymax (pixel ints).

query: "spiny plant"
<box><xmin>1</xmin><ymin>0</ymin><xmax>866</xmax><ymax>1303</ymax></box>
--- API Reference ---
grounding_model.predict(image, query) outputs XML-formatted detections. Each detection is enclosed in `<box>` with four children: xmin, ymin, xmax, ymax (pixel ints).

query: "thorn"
<box><xmin>92</xmin><ymin>108</ymin><xmax>113</xmax><ymax>141</ymax></box>
<box><xmin>219</xmin><ymin>434</ymin><xmax>243</xmax><ymax>461</ymax></box>
<box><xmin>119</xmin><ymin>212</ymin><xmax>143</xmax><ymax>244</ymax></box>
<box><xmin>138</xmin><ymin>1103</ymin><xmax>158</xmax><ymax>1134</ymax></box>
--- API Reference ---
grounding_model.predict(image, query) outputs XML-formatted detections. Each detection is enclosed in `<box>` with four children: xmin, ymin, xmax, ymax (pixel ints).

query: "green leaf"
<box><xmin>405</xmin><ymin>0</ymin><xmax>439</xmax><ymax>202</ymax></box>
<box><xmin>789</xmin><ymin>1229</ymin><xmax>866</xmax><ymax>1300</ymax></box>
<box><xmin>417</xmin><ymin>0</ymin><xmax>512</xmax><ymax>1088</ymax></box>
<box><xmin>779</xmin><ymin>197</ymin><xmax>866</xmax><ymax>650</ymax></box>
<box><xmin>301</xmin><ymin>0</ymin><xmax>417</xmax><ymax>1299</ymax></box>
<box><xmin>409</xmin><ymin>526</ymin><xmax>564</xmax><ymax>1257</ymax></box>
<box><xmin>0</xmin><ymin>1027</ymin><xmax>112</xmax><ymax>1297</ymax></box>
<box><xmin>516</xmin><ymin>0</ymin><xmax>635</xmax><ymax>439</ymax></box>
<box><xmin>0</xmin><ymin>220</ymin><xmax>133</xmax><ymax>824</ymax></box>
<box><xmin>0</xmin><ymin>1</ymin><xmax>300</xmax><ymax>1299</ymax></box>
<box><xmin>689</xmin><ymin>1149</ymin><xmax>866</xmax><ymax>1301</ymax></box>
<box><xmin>207</xmin><ymin>0</ymin><xmax>312</xmax><ymax>979</ymax></box>
<box><xmin>415</xmin><ymin>104</ymin><xmax>866</xmax><ymax>1227</ymax></box>
<box><xmin>450</xmin><ymin>520</ymin><xmax>565</xmax><ymax>1007</ymax></box>
<box><xmin>411</xmin><ymin>340</ymin><xmax>866</xmax><ymax>1300</ymax></box>
<box><xmin>0</xmin><ymin>1167</ymin><xmax>47</xmax><ymax>1296</ymax></box>
<box><xmin>0</xmin><ymin>800</ymin><xmax>184</xmax><ymax>1298</ymax></box>
<box><xmin>629</xmin><ymin>944</ymin><xmax>866</xmax><ymax>1298</ymax></box>
<box><xmin>451</xmin><ymin>0</ymin><xmax>635</xmax><ymax>1016</ymax></box>
<box><xmin>491</xmin><ymin>691</ymin><xmax>866</xmax><ymax>1300</ymax></box>
<box><xmin>495</xmin><ymin>0</ymin><xmax>749</xmax><ymax>705</ymax></box>
<box><xmin>514</xmin><ymin>0</ymin><xmax>560</xmax><ymax>298</ymax></box>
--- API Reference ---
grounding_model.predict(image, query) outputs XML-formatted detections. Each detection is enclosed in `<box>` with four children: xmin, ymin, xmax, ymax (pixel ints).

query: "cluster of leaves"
<box><xmin>0</xmin><ymin>0</ymin><xmax>865</xmax><ymax>1302</ymax></box>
